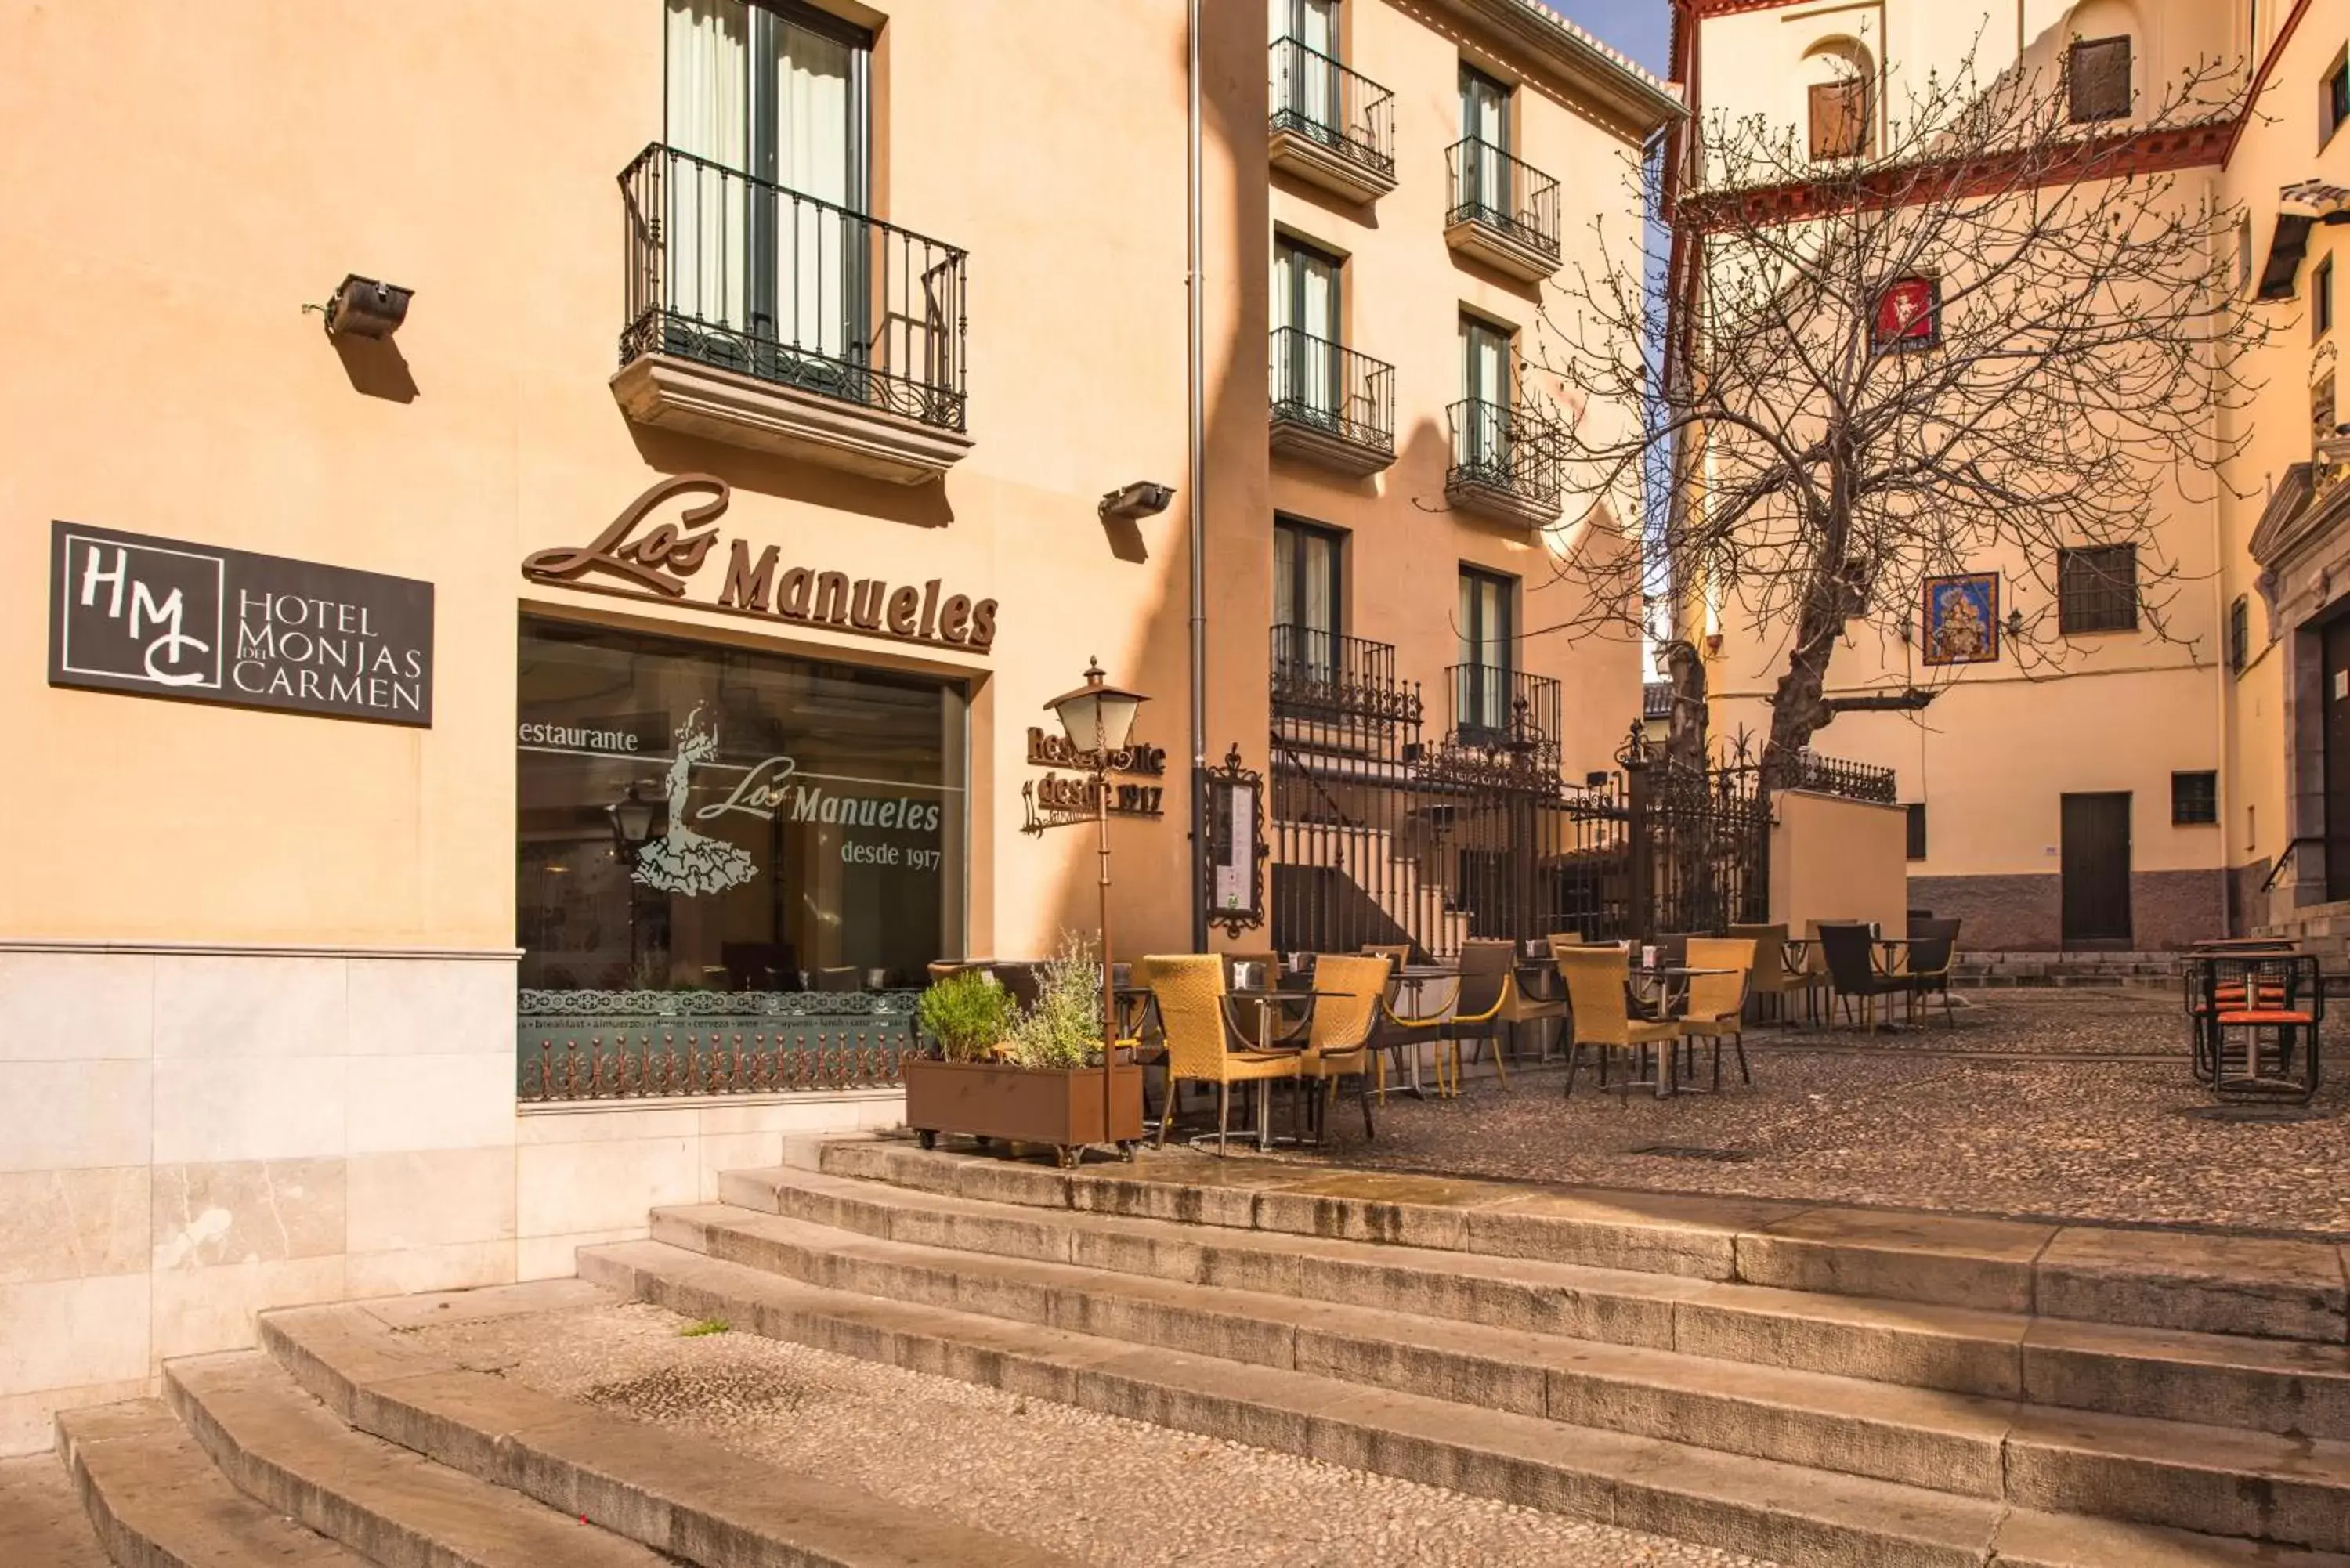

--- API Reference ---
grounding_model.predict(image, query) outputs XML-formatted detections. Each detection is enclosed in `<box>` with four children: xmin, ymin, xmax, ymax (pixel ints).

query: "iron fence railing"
<box><xmin>618</xmin><ymin>143</ymin><xmax>968</xmax><ymax>432</ymax></box>
<box><xmin>1445</xmin><ymin>663</ymin><xmax>1563</xmax><ymax>753</ymax></box>
<box><xmin>1445</xmin><ymin>138</ymin><xmax>1561</xmax><ymax>259</ymax></box>
<box><xmin>1447</xmin><ymin>398</ymin><xmax>1564</xmax><ymax>514</ymax></box>
<box><xmin>1271</xmin><ymin>327</ymin><xmax>1395</xmax><ymax>456</ymax></box>
<box><xmin>1271</xmin><ymin>625</ymin><xmax>1422</xmax><ymax>728</ymax></box>
<box><xmin>1269</xmin><ymin>38</ymin><xmax>1396</xmax><ymax>182</ymax></box>
<box><xmin>1776</xmin><ymin>749</ymin><xmax>1900</xmax><ymax>804</ymax></box>
<box><xmin>516</xmin><ymin>988</ymin><xmax>919</xmax><ymax>1102</ymax></box>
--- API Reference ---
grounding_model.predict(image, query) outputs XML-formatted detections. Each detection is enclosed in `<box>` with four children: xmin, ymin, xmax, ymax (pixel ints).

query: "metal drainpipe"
<box><xmin>1187</xmin><ymin>0</ymin><xmax>1209</xmax><ymax>951</ymax></box>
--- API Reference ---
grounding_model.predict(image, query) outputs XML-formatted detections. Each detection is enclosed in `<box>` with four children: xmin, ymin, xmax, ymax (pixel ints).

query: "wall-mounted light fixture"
<box><xmin>1098</xmin><ymin>481</ymin><xmax>1175</xmax><ymax>521</ymax></box>
<box><xmin>321</xmin><ymin>274</ymin><xmax>414</xmax><ymax>340</ymax></box>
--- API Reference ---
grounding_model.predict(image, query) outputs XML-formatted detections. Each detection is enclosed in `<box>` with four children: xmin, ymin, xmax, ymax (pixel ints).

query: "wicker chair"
<box><xmin>1144</xmin><ymin>954</ymin><xmax>1302</xmax><ymax>1153</ymax></box>
<box><xmin>1679</xmin><ymin>937</ymin><xmax>1756</xmax><ymax>1089</ymax></box>
<box><xmin>1364</xmin><ymin>944</ymin><xmax>1444</xmax><ymax>1100</ymax></box>
<box><xmin>1439</xmin><ymin>939</ymin><xmax>1520</xmax><ymax>1095</ymax></box>
<box><xmin>1556</xmin><ymin>945</ymin><xmax>1679</xmax><ymax>1099</ymax></box>
<box><xmin>1728</xmin><ymin>922</ymin><xmax>1817</xmax><ymax>1026</ymax></box>
<box><xmin>1299</xmin><ymin>954</ymin><xmax>1388</xmax><ymax>1142</ymax></box>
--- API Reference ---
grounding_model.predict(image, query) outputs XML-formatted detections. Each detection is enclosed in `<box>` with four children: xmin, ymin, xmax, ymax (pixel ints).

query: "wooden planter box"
<box><xmin>902</xmin><ymin>1057</ymin><xmax>1144</xmax><ymax>1165</ymax></box>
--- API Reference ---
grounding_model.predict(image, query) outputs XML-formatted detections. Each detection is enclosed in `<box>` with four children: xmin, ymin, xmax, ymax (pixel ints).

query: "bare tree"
<box><xmin>1531</xmin><ymin>41</ymin><xmax>2268</xmax><ymax>788</ymax></box>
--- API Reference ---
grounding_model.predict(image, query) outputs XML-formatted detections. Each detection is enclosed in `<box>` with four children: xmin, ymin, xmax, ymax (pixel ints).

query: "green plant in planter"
<box><xmin>1010</xmin><ymin>934</ymin><xmax>1104</xmax><ymax>1071</ymax></box>
<box><xmin>917</xmin><ymin>970</ymin><xmax>1018</xmax><ymax>1063</ymax></box>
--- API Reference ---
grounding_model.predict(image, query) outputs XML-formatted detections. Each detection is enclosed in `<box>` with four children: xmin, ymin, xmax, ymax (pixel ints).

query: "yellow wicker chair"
<box><xmin>1437</xmin><ymin>939</ymin><xmax>1519</xmax><ymax>1096</ymax></box>
<box><xmin>1299</xmin><ymin>954</ymin><xmax>1389</xmax><ymax>1142</ymax></box>
<box><xmin>1680</xmin><ymin>937</ymin><xmax>1757</xmax><ymax>1089</ymax></box>
<box><xmin>1556</xmin><ymin>945</ymin><xmax>1679</xmax><ymax>1100</ymax></box>
<box><xmin>1144</xmin><ymin>954</ymin><xmax>1302</xmax><ymax>1153</ymax></box>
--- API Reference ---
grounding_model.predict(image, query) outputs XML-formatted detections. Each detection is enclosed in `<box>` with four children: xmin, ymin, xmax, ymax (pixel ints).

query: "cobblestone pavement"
<box><xmin>1258</xmin><ymin>990</ymin><xmax>2350</xmax><ymax>1232</ymax></box>
<box><xmin>414</xmin><ymin>1299</ymin><xmax>1779</xmax><ymax>1568</ymax></box>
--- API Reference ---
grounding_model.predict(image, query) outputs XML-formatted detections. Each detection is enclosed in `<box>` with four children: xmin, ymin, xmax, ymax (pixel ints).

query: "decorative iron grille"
<box><xmin>1444</xmin><ymin>138</ymin><xmax>1561</xmax><ymax>259</ymax></box>
<box><xmin>1268</xmin><ymin>37</ymin><xmax>1396</xmax><ymax>182</ymax></box>
<box><xmin>618</xmin><ymin>143</ymin><xmax>968</xmax><ymax>432</ymax></box>
<box><xmin>1271</xmin><ymin>327</ymin><xmax>1395</xmax><ymax>457</ymax></box>
<box><xmin>1445</xmin><ymin>399</ymin><xmax>1564</xmax><ymax>515</ymax></box>
<box><xmin>517</xmin><ymin>988</ymin><xmax>920</xmax><ymax>1102</ymax></box>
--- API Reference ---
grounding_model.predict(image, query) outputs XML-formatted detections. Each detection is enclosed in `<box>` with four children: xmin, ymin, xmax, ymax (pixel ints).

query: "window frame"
<box><xmin>1904</xmin><ymin>803</ymin><xmax>1928</xmax><ymax>862</ymax></box>
<box><xmin>2323</xmin><ymin>48</ymin><xmax>2350</xmax><ymax>148</ymax></box>
<box><xmin>2230</xmin><ymin>594</ymin><xmax>2251</xmax><ymax>674</ymax></box>
<box><xmin>2066</xmin><ymin>34</ymin><xmax>2133</xmax><ymax>125</ymax></box>
<box><xmin>2171</xmin><ymin>771</ymin><xmax>2219</xmax><ymax>827</ymax></box>
<box><xmin>2056</xmin><ymin>544</ymin><xmax>2140</xmax><ymax>636</ymax></box>
<box><xmin>2318</xmin><ymin>255</ymin><xmax>2336</xmax><ymax>342</ymax></box>
<box><xmin>1808</xmin><ymin>76</ymin><xmax>1870</xmax><ymax>161</ymax></box>
<box><xmin>1272</xmin><ymin>515</ymin><xmax>1347</xmax><ymax>644</ymax></box>
<box><xmin>1456</xmin><ymin>565</ymin><xmax>1517</xmax><ymax>738</ymax></box>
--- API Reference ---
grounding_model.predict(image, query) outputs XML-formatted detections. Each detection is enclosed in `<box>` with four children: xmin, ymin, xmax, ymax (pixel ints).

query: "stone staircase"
<box><xmin>2256</xmin><ymin>897</ymin><xmax>2350</xmax><ymax>966</ymax></box>
<box><xmin>24</xmin><ymin>1137</ymin><xmax>2350</xmax><ymax>1566</ymax></box>
<box><xmin>41</xmin><ymin>1276</ymin><xmax>1070</xmax><ymax>1568</ymax></box>
<box><xmin>575</xmin><ymin>1140</ymin><xmax>2350</xmax><ymax>1568</ymax></box>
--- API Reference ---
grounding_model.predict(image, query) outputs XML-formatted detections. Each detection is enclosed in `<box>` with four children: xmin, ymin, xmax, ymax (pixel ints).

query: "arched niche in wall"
<box><xmin>1799</xmin><ymin>34</ymin><xmax>1878</xmax><ymax>161</ymax></box>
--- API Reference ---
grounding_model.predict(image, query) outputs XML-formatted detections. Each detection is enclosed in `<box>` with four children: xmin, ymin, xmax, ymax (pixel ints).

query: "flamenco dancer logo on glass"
<box><xmin>631</xmin><ymin>705</ymin><xmax>759</xmax><ymax>897</ymax></box>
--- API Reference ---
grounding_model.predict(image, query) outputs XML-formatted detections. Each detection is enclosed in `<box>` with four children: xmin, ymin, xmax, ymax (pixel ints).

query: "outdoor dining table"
<box><xmin>1392</xmin><ymin>964</ymin><xmax>1458</xmax><ymax>1097</ymax></box>
<box><xmin>1629</xmin><ymin>965</ymin><xmax>1734</xmax><ymax>1097</ymax></box>
<box><xmin>1224</xmin><ymin>987</ymin><xmax>1334</xmax><ymax>1149</ymax></box>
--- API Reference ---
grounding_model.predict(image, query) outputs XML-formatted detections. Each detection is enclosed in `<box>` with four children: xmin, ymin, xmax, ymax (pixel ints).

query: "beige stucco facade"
<box><xmin>1679</xmin><ymin>0</ymin><xmax>2341</xmax><ymax>950</ymax></box>
<box><xmin>0</xmin><ymin>0</ymin><xmax>1668</xmax><ymax>1455</ymax></box>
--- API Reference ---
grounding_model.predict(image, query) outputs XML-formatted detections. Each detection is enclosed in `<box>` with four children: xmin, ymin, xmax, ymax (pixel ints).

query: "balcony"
<box><xmin>1268</xmin><ymin>38</ymin><xmax>1397</xmax><ymax>204</ymax></box>
<box><xmin>611</xmin><ymin>143</ymin><xmax>972</xmax><ymax>485</ymax></box>
<box><xmin>1446</xmin><ymin>663</ymin><xmax>1563</xmax><ymax>760</ymax></box>
<box><xmin>1271</xmin><ymin>624</ymin><xmax>1423</xmax><ymax>737</ymax></box>
<box><xmin>1445</xmin><ymin>399</ymin><xmax>1564</xmax><ymax>528</ymax></box>
<box><xmin>1444</xmin><ymin>139</ymin><xmax>1562</xmax><ymax>282</ymax></box>
<box><xmin>1271</xmin><ymin>327</ymin><xmax>1396</xmax><ymax>475</ymax></box>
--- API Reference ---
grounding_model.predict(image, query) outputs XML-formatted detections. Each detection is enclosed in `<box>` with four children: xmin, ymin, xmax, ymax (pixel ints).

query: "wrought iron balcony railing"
<box><xmin>1271</xmin><ymin>327</ymin><xmax>1395</xmax><ymax>457</ymax></box>
<box><xmin>619</xmin><ymin>143</ymin><xmax>968</xmax><ymax>432</ymax></box>
<box><xmin>1269</xmin><ymin>38</ymin><xmax>1396</xmax><ymax>183</ymax></box>
<box><xmin>1446</xmin><ymin>663</ymin><xmax>1563</xmax><ymax>756</ymax></box>
<box><xmin>1446</xmin><ymin>398</ymin><xmax>1564</xmax><ymax>515</ymax></box>
<box><xmin>1271</xmin><ymin>624</ymin><xmax>1423</xmax><ymax>728</ymax></box>
<box><xmin>1446</xmin><ymin>138</ymin><xmax>1561</xmax><ymax>261</ymax></box>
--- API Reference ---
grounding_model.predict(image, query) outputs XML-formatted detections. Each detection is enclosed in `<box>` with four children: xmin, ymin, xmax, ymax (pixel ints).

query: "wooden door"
<box><xmin>2326</xmin><ymin>619</ymin><xmax>2350</xmax><ymax>899</ymax></box>
<box><xmin>2060</xmin><ymin>793</ymin><xmax>2132</xmax><ymax>946</ymax></box>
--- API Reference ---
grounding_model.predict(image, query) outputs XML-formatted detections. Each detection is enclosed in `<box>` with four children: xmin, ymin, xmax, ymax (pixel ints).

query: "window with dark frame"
<box><xmin>1809</xmin><ymin>77</ymin><xmax>1869</xmax><ymax>160</ymax></box>
<box><xmin>1905</xmin><ymin>804</ymin><xmax>1928</xmax><ymax>862</ymax></box>
<box><xmin>2318</xmin><ymin>255</ymin><xmax>2336</xmax><ymax>341</ymax></box>
<box><xmin>2325</xmin><ymin>49</ymin><xmax>2350</xmax><ymax>146</ymax></box>
<box><xmin>1272</xmin><ymin>516</ymin><xmax>1346</xmax><ymax>681</ymax></box>
<box><xmin>2067</xmin><ymin>36</ymin><xmax>2132</xmax><ymax>122</ymax></box>
<box><xmin>2171</xmin><ymin>771</ymin><xmax>2219</xmax><ymax>826</ymax></box>
<box><xmin>2056</xmin><ymin>544</ymin><xmax>2139</xmax><ymax>634</ymax></box>
<box><xmin>2230</xmin><ymin>594</ymin><xmax>2251</xmax><ymax>673</ymax></box>
<box><xmin>1457</xmin><ymin>565</ymin><xmax>1515</xmax><ymax>738</ymax></box>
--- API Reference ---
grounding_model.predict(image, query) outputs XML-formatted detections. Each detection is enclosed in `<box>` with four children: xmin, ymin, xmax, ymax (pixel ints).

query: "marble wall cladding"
<box><xmin>0</xmin><ymin>1167</ymin><xmax>149</xmax><ymax>1285</ymax></box>
<box><xmin>0</xmin><ymin>946</ymin><xmax>521</xmax><ymax>1456</ymax></box>
<box><xmin>150</xmin><ymin>1158</ymin><xmax>347</xmax><ymax>1270</ymax></box>
<box><xmin>0</xmin><ymin>947</ymin><xmax>898</xmax><ymax>1455</ymax></box>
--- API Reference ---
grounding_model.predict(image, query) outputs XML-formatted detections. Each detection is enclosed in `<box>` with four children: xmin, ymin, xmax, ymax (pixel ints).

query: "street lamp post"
<box><xmin>1041</xmin><ymin>657</ymin><xmax>1148</xmax><ymax>1151</ymax></box>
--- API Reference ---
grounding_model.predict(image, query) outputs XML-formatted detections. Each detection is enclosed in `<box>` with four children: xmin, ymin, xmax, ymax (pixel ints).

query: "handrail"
<box><xmin>1444</xmin><ymin>137</ymin><xmax>1562</xmax><ymax>258</ymax></box>
<box><xmin>2260</xmin><ymin>836</ymin><xmax>2324</xmax><ymax>894</ymax></box>
<box><xmin>1268</xmin><ymin>37</ymin><xmax>1396</xmax><ymax>179</ymax></box>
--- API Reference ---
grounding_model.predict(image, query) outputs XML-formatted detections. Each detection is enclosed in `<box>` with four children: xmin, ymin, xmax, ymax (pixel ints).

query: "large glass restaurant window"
<box><xmin>515</xmin><ymin>616</ymin><xmax>965</xmax><ymax>1097</ymax></box>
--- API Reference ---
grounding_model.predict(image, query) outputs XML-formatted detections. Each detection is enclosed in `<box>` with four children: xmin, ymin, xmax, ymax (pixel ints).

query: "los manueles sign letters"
<box><xmin>49</xmin><ymin>521</ymin><xmax>434</xmax><ymax>726</ymax></box>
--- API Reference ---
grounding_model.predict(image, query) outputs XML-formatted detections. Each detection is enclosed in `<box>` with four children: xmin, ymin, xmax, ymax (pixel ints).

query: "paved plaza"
<box><xmin>1260</xmin><ymin>988</ymin><xmax>2350</xmax><ymax>1234</ymax></box>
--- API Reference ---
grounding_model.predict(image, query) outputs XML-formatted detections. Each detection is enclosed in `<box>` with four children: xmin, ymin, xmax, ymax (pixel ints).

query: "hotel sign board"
<box><xmin>49</xmin><ymin>521</ymin><xmax>435</xmax><ymax>726</ymax></box>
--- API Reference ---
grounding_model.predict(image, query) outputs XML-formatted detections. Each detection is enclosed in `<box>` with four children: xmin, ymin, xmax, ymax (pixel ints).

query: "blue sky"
<box><xmin>1542</xmin><ymin>0</ymin><xmax>1672</xmax><ymax>77</ymax></box>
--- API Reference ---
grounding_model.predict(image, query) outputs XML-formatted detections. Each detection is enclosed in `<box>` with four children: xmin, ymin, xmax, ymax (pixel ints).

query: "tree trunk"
<box><xmin>1759</xmin><ymin>502</ymin><xmax>1859</xmax><ymax>793</ymax></box>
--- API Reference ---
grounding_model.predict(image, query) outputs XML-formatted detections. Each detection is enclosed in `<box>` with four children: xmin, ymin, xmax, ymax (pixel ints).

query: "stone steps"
<box><xmin>0</xmin><ymin>1454</ymin><xmax>112</xmax><ymax>1568</ymax></box>
<box><xmin>692</xmin><ymin>1167</ymin><xmax>2350</xmax><ymax>1441</ymax></box>
<box><xmin>258</xmin><ymin>1284</ymin><xmax>1076</xmax><ymax>1568</ymax></box>
<box><xmin>580</xmin><ymin>1234</ymin><xmax>2350</xmax><ymax>1568</ymax></box>
<box><xmin>163</xmin><ymin>1350</ymin><xmax>670</xmax><ymax>1568</ymax></box>
<box><xmin>802</xmin><ymin>1141</ymin><xmax>2350</xmax><ymax>1346</ymax></box>
<box><xmin>56</xmin><ymin>1396</ymin><xmax>374</xmax><ymax>1567</ymax></box>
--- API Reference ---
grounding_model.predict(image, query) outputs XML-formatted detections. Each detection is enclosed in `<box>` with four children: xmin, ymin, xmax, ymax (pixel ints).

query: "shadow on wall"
<box><xmin>334</xmin><ymin>334</ymin><xmax>418</xmax><ymax>404</ymax></box>
<box><xmin>626</xmin><ymin>424</ymin><xmax>956</xmax><ymax>529</ymax></box>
